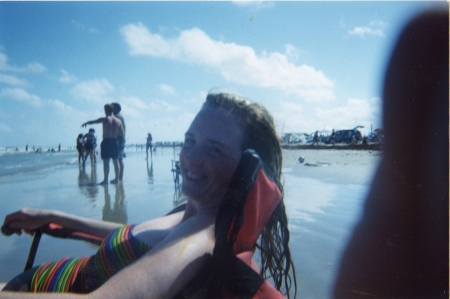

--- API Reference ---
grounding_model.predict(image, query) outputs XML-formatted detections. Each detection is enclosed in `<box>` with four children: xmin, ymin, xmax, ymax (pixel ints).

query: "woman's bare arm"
<box><xmin>3</xmin><ymin>208</ymin><xmax>121</xmax><ymax>238</ymax></box>
<box><xmin>0</xmin><ymin>292</ymin><xmax>90</xmax><ymax>299</ymax></box>
<box><xmin>1</xmin><ymin>215</ymin><xmax>214</xmax><ymax>299</ymax></box>
<box><xmin>90</xmin><ymin>217</ymin><xmax>215</xmax><ymax>299</ymax></box>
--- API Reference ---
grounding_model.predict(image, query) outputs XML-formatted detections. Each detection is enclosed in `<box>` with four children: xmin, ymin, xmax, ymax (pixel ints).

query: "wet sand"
<box><xmin>0</xmin><ymin>148</ymin><xmax>382</xmax><ymax>298</ymax></box>
<box><xmin>282</xmin><ymin>148</ymin><xmax>382</xmax><ymax>186</ymax></box>
<box><xmin>281</xmin><ymin>148</ymin><xmax>382</xmax><ymax>298</ymax></box>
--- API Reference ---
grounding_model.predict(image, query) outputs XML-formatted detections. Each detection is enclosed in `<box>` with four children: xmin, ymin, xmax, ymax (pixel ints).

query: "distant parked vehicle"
<box><xmin>368</xmin><ymin>128</ymin><xmax>384</xmax><ymax>143</ymax></box>
<box><xmin>282</xmin><ymin>132</ymin><xmax>310</xmax><ymax>144</ymax></box>
<box><xmin>324</xmin><ymin>126</ymin><xmax>363</xmax><ymax>144</ymax></box>
<box><xmin>307</xmin><ymin>130</ymin><xmax>331</xmax><ymax>144</ymax></box>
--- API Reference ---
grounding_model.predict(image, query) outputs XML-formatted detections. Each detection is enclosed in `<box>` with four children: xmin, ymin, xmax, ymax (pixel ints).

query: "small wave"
<box><xmin>0</xmin><ymin>150</ymin><xmax>78</xmax><ymax>179</ymax></box>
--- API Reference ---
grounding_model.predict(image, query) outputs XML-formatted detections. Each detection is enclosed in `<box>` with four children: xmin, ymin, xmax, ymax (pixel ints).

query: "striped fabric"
<box><xmin>30</xmin><ymin>224</ymin><xmax>151</xmax><ymax>293</ymax></box>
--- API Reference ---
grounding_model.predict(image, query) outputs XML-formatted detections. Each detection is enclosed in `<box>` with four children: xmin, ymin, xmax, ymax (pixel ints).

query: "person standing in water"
<box><xmin>83</xmin><ymin>129</ymin><xmax>97</xmax><ymax>166</ymax></box>
<box><xmin>76</xmin><ymin>134</ymin><xmax>84</xmax><ymax>164</ymax></box>
<box><xmin>81</xmin><ymin>104</ymin><xmax>124</xmax><ymax>185</ymax></box>
<box><xmin>112</xmin><ymin>103</ymin><xmax>125</xmax><ymax>183</ymax></box>
<box><xmin>146</xmin><ymin>133</ymin><xmax>152</xmax><ymax>159</ymax></box>
<box><xmin>312</xmin><ymin>131</ymin><xmax>319</xmax><ymax>146</ymax></box>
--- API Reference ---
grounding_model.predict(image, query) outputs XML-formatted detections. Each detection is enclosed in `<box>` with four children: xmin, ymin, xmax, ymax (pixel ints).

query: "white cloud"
<box><xmin>0</xmin><ymin>73</ymin><xmax>30</xmax><ymax>87</ymax></box>
<box><xmin>0</xmin><ymin>52</ymin><xmax>46</xmax><ymax>73</ymax></box>
<box><xmin>276</xmin><ymin>96</ymin><xmax>381</xmax><ymax>136</ymax></box>
<box><xmin>273</xmin><ymin>101</ymin><xmax>309</xmax><ymax>134</ymax></box>
<box><xmin>120</xmin><ymin>24</ymin><xmax>335</xmax><ymax>102</ymax></box>
<box><xmin>71</xmin><ymin>78</ymin><xmax>115</xmax><ymax>103</ymax></box>
<box><xmin>0</xmin><ymin>53</ymin><xmax>7</xmax><ymax>69</ymax></box>
<box><xmin>59</xmin><ymin>69</ymin><xmax>77</xmax><ymax>83</ymax></box>
<box><xmin>110</xmin><ymin>95</ymin><xmax>181</xmax><ymax>125</ymax></box>
<box><xmin>25</xmin><ymin>62</ymin><xmax>46</xmax><ymax>73</ymax></box>
<box><xmin>280</xmin><ymin>101</ymin><xmax>303</xmax><ymax>114</ymax></box>
<box><xmin>348</xmin><ymin>18</ymin><xmax>387</xmax><ymax>38</ymax></box>
<box><xmin>121</xmin><ymin>96</ymin><xmax>149</xmax><ymax>111</ymax></box>
<box><xmin>0</xmin><ymin>88</ymin><xmax>43</xmax><ymax>107</ymax></box>
<box><xmin>114</xmin><ymin>95</ymin><xmax>153</xmax><ymax>119</ymax></box>
<box><xmin>231</xmin><ymin>1</ymin><xmax>274</xmax><ymax>10</ymax></box>
<box><xmin>71</xmin><ymin>20</ymin><xmax>85</xmax><ymax>30</ymax></box>
<box><xmin>284</xmin><ymin>44</ymin><xmax>300</xmax><ymax>63</ymax></box>
<box><xmin>158</xmin><ymin>84</ymin><xmax>175</xmax><ymax>95</ymax></box>
<box><xmin>348</xmin><ymin>27</ymin><xmax>384</xmax><ymax>38</ymax></box>
<box><xmin>88</xmin><ymin>28</ymin><xmax>100</xmax><ymax>34</ymax></box>
<box><xmin>72</xmin><ymin>20</ymin><xmax>100</xmax><ymax>34</ymax></box>
<box><xmin>47</xmin><ymin>99</ymin><xmax>76</xmax><ymax>113</ymax></box>
<box><xmin>314</xmin><ymin>97</ymin><xmax>379</xmax><ymax>131</ymax></box>
<box><xmin>46</xmin><ymin>99</ymin><xmax>88</xmax><ymax>125</ymax></box>
<box><xmin>339</xmin><ymin>15</ymin><xmax>346</xmax><ymax>28</ymax></box>
<box><xmin>370</xmin><ymin>19</ymin><xmax>388</xmax><ymax>28</ymax></box>
<box><xmin>0</xmin><ymin>123</ymin><xmax>12</xmax><ymax>132</ymax></box>
<box><xmin>154</xmin><ymin>99</ymin><xmax>180</xmax><ymax>111</ymax></box>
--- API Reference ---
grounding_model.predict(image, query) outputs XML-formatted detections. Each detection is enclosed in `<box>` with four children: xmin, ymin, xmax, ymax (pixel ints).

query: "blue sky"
<box><xmin>0</xmin><ymin>1</ymin><xmax>440</xmax><ymax>148</ymax></box>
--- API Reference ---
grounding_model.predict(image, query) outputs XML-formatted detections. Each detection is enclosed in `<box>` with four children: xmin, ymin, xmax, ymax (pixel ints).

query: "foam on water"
<box><xmin>0</xmin><ymin>150</ymin><xmax>78</xmax><ymax>180</ymax></box>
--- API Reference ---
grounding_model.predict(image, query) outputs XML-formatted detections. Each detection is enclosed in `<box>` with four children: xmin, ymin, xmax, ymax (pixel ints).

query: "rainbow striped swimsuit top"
<box><xmin>30</xmin><ymin>224</ymin><xmax>151</xmax><ymax>293</ymax></box>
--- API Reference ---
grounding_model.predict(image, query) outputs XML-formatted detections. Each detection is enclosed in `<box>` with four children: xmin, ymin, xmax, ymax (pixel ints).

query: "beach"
<box><xmin>0</xmin><ymin>147</ymin><xmax>382</xmax><ymax>298</ymax></box>
<box><xmin>282</xmin><ymin>147</ymin><xmax>382</xmax><ymax>185</ymax></box>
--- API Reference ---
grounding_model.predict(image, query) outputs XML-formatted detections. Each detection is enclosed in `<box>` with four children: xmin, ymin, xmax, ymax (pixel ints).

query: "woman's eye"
<box><xmin>184</xmin><ymin>138</ymin><xmax>195</xmax><ymax>147</ymax></box>
<box><xmin>206</xmin><ymin>146</ymin><xmax>221</xmax><ymax>156</ymax></box>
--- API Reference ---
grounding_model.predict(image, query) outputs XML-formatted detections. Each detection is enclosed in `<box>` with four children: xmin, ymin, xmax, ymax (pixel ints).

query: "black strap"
<box><xmin>215</xmin><ymin>150</ymin><xmax>261</xmax><ymax>251</ymax></box>
<box><xmin>211</xmin><ymin>249</ymin><xmax>265</xmax><ymax>299</ymax></box>
<box><xmin>173</xmin><ymin>150</ymin><xmax>266</xmax><ymax>299</ymax></box>
<box><xmin>173</xmin><ymin>251</ymin><xmax>264</xmax><ymax>299</ymax></box>
<box><xmin>24</xmin><ymin>230</ymin><xmax>42</xmax><ymax>271</ymax></box>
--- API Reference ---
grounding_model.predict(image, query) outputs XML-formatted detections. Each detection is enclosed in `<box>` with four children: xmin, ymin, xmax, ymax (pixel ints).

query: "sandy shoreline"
<box><xmin>280</xmin><ymin>148</ymin><xmax>381</xmax><ymax>298</ymax></box>
<box><xmin>282</xmin><ymin>148</ymin><xmax>382</xmax><ymax>186</ymax></box>
<box><xmin>0</xmin><ymin>149</ymin><xmax>381</xmax><ymax>298</ymax></box>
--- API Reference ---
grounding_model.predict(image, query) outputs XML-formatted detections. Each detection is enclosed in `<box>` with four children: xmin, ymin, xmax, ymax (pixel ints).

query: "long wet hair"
<box><xmin>203</xmin><ymin>92</ymin><xmax>297</xmax><ymax>298</ymax></box>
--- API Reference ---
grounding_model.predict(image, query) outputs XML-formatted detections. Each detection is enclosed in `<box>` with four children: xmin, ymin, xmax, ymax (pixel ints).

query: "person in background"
<box><xmin>82</xmin><ymin>129</ymin><xmax>97</xmax><ymax>166</ymax></box>
<box><xmin>312</xmin><ymin>131</ymin><xmax>319</xmax><ymax>146</ymax></box>
<box><xmin>330</xmin><ymin>129</ymin><xmax>336</xmax><ymax>146</ymax></box>
<box><xmin>111</xmin><ymin>103</ymin><xmax>125</xmax><ymax>183</ymax></box>
<box><xmin>146</xmin><ymin>133</ymin><xmax>152</xmax><ymax>159</ymax></box>
<box><xmin>76</xmin><ymin>134</ymin><xmax>84</xmax><ymax>164</ymax></box>
<box><xmin>81</xmin><ymin>104</ymin><xmax>124</xmax><ymax>185</ymax></box>
<box><xmin>1</xmin><ymin>92</ymin><xmax>296</xmax><ymax>298</ymax></box>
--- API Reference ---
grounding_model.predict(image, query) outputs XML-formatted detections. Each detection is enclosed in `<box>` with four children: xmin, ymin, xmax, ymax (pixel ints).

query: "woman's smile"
<box><xmin>185</xmin><ymin>170</ymin><xmax>201</xmax><ymax>180</ymax></box>
<box><xmin>179</xmin><ymin>106</ymin><xmax>243</xmax><ymax>206</ymax></box>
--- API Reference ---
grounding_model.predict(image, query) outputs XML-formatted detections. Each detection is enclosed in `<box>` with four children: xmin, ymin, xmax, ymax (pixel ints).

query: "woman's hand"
<box><xmin>2</xmin><ymin>208</ymin><xmax>53</xmax><ymax>236</ymax></box>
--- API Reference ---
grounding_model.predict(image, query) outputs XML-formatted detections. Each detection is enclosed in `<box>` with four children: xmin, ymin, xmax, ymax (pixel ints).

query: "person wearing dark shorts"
<box><xmin>146</xmin><ymin>133</ymin><xmax>152</xmax><ymax>160</ymax></box>
<box><xmin>83</xmin><ymin>128</ymin><xmax>97</xmax><ymax>166</ymax></box>
<box><xmin>76</xmin><ymin>134</ymin><xmax>84</xmax><ymax>164</ymax></box>
<box><xmin>101</xmin><ymin>138</ymin><xmax>119</xmax><ymax>160</ymax></box>
<box><xmin>82</xmin><ymin>104</ymin><xmax>124</xmax><ymax>185</ymax></box>
<box><xmin>117</xmin><ymin>145</ymin><xmax>125</xmax><ymax>159</ymax></box>
<box><xmin>112</xmin><ymin>102</ymin><xmax>126</xmax><ymax>183</ymax></box>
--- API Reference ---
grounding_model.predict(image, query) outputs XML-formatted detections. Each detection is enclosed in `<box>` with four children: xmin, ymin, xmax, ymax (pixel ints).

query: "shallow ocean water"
<box><xmin>0</xmin><ymin>148</ymin><xmax>373</xmax><ymax>299</ymax></box>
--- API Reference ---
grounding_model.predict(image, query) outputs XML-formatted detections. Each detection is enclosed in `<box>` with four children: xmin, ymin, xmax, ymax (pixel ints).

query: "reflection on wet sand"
<box><xmin>173</xmin><ymin>190</ymin><xmax>185</xmax><ymax>208</ymax></box>
<box><xmin>146</xmin><ymin>159</ymin><xmax>153</xmax><ymax>185</ymax></box>
<box><xmin>171</xmin><ymin>156</ymin><xmax>184</xmax><ymax>208</ymax></box>
<box><xmin>102</xmin><ymin>184</ymin><xmax>127</xmax><ymax>224</ymax></box>
<box><xmin>77</xmin><ymin>164</ymin><xmax>99</xmax><ymax>200</ymax></box>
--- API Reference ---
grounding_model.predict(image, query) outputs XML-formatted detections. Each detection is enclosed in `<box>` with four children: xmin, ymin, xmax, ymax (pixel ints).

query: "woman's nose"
<box><xmin>181</xmin><ymin>145</ymin><xmax>203</xmax><ymax>165</ymax></box>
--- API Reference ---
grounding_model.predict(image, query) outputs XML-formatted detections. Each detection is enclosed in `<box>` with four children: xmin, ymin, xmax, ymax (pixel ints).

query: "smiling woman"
<box><xmin>0</xmin><ymin>92</ymin><xmax>297</xmax><ymax>299</ymax></box>
<box><xmin>180</xmin><ymin>106</ymin><xmax>243</xmax><ymax>207</ymax></box>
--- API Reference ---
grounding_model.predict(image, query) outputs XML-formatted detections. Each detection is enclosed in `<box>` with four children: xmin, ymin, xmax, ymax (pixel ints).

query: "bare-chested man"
<box><xmin>82</xmin><ymin>104</ymin><xmax>124</xmax><ymax>185</ymax></box>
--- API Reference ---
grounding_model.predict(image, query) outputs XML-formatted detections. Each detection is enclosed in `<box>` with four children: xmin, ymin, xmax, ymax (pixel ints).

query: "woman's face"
<box><xmin>180</xmin><ymin>106</ymin><xmax>243</xmax><ymax>207</ymax></box>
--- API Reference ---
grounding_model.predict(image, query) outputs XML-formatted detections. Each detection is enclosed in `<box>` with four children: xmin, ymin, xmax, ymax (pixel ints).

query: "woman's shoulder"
<box><xmin>133</xmin><ymin>211</ymin><xmax>215</xmax><ymax>250</ymax></box>
<box><xmin>132</xmin><ymin>212</ymin><xmax>185</xmax><ymax>247</ymax></box>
